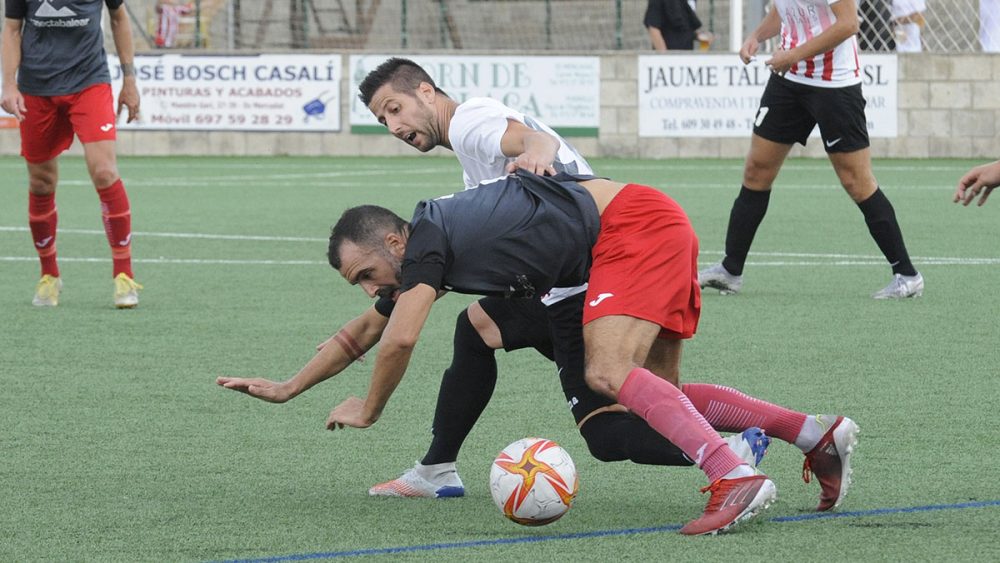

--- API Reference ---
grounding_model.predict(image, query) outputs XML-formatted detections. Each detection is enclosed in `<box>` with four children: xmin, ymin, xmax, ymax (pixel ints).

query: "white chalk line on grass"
<box><xmin>0</xmin><ymin>226</ymin><xmax>326</xmax><ymax>242</ymax></box>
<box><xmin>20</xmin><ymin>178</ymin><xmax>957</xmax><ymax>191</ymax></box>
<box><xmin>2</xmin><ymin>226</ymin><xmax>997</xmax><ymax>266</ymax></box>
<box><xmin>0</xmin><ymin>256</ymin><xmax>325</xmax><ymax>266</ymax></box>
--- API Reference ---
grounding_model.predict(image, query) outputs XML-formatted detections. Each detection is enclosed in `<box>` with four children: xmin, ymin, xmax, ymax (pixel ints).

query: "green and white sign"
<box><xmin>349</xmin><ymin>55</ymin><xmax>600</xmax><ymax>137</ymax></box>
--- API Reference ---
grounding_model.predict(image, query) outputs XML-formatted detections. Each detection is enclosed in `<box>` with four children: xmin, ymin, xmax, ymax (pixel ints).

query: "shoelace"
<box><xmin>698</xmin><ymin>476</ymin><xmax>760</xmax><ymax>511</ymax></box>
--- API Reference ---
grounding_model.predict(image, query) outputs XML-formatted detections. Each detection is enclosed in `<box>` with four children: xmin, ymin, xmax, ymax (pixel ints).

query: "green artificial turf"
<box><xmin>1</xmin><ymin>155</ymin><xmax>997</xmax><ymax>562</ymax></box>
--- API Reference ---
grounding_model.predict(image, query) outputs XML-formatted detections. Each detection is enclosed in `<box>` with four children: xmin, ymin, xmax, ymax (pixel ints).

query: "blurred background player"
<box><xmin>644</xmin><ymin>0</ymin><xmax>709</xmax><ymax>51</ymax></box>
<box><xmin>955</xmin><ymin>159</ymin><xmax>1000</xmax><ymax>206</ymax></box>
<box><xmin>891</xmin><ymin>0</ymin><xmax>927</xmax><ymax>52</ymax></box>
<box><xmin>698</xmin><ymin>0</ymin><xmax>923</xmax><ymax>300</ymax></box>
<box><xmin>1</xmin><ymin>0</ymin><xmax>142</xmax><ymax>308</ymax></box>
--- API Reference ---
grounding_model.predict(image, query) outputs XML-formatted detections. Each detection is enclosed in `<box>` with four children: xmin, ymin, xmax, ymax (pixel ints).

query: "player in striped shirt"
<box><xmin>699</xmin><ymin>0</ymin><xmax>924</xmax><ymax>299</ymax></box>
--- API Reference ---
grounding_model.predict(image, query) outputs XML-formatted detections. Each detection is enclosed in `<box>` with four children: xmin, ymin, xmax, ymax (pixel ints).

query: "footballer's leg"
<box><xmin>21</xmin><ymin>93</ymin><xmax>68</xmax><ymax>307</ymax></box>
<box><xmin>584</xmin><ymin>314</ymin><xmax>774</xmax><ymax>535</ymax></box>
<box><xmin>27</xmin><ymin>159</ymin><xmax>63</xmax><ymax>306</ymax></box>
<box><xmin>369</xmin><ymin>296</ymin><xmax>552</xmax><ymax>498</ymax></box>
<box><xmin>74</xmin><ymin>84</ymin><xmax>141</xmax><ymax>307</ymax></box>
<box><xmin>830</xmin><ymin>149</ymin><xmax>922</xmax><ymax>299</ymax></box>
<box><xmin>681</xmin><ymin>383</ymin><xmax>859</xmax><ymax>510</ymax></box>
<box><xmin>813</xmin><ymin>83</ymin><xmax>920</xmax><ymax>299</ymax></box>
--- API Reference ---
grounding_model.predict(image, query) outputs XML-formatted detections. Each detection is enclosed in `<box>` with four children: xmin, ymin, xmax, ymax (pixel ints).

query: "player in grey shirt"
<box><xmin>2</xmin><ymin>0</ymin><xmax>142</xmax><ymax>307</ymax></box>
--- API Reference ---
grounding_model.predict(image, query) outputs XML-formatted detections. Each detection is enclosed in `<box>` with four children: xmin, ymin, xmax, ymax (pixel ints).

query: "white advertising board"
<box><xmin>638</xmin><ymin>54</ymin><xmax>897</xmax><ymax>138</ymax></box>
<box><xmin>349</xmin><ymin>55</ymin><xmax>600</xmax><ymax>136</ymax></box>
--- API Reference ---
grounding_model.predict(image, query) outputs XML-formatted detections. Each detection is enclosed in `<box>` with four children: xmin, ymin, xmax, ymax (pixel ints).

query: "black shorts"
<box><xmin>753</xmin><ymin>74</ymin><xmax>870</xmax><ymax>153</ymax></box>
<box><xmin>478</xmin><ymin>293</ymin><xmax>616</xmax><ymax>425</ymax></box>
<box><xmin>545</xmin><ymin>293</ymin><xmax>618</xmax><ymax>425</ymax></box>
<box><xmin>477</xmin><ymin>295</ymin><xmax>554</xmax><ymax>360</ymax></box>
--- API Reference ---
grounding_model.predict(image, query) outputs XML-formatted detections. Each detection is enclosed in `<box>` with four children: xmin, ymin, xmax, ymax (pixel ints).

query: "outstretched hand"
<box><xmin>216</xmin><ymin>376</ymin><xmax>294</xmax><ymax>403</ymax></box>
<box><xmin>955</xmin><ymin>160</ymin><xmax>1000</xmax><ymax>207</ymax></box>
<box><xmin>326</xmin><ymin>396</ymin><xmax>375</xmax><ymax>430</ymax></box>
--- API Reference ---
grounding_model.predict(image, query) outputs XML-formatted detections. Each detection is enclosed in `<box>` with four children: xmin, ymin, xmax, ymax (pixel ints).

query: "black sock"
<box><xmin>578</xmin><ymin>412</ymin><xmax>692</xmax><ymax>466</ymax></box>
<box><xmin>722</xmin><ymin>186</ymin><xmax>771</xmax><ymax>276</ymax></box>
<box><xmin>421</xmin><ymin>310</ymin><xmax>497</xmax><ymax>465</ymax></box>
<box><xmin>857</xmin><ymin>188</ymin><xmax>917</xmax><ymax>276</ymax></box>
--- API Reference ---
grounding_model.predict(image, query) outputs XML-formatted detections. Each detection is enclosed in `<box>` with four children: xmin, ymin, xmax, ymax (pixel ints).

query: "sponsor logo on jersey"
<box><xmin>30</xmin><ymin>0</ymin><xmax>89</xmax><ymax>28</ymax></box>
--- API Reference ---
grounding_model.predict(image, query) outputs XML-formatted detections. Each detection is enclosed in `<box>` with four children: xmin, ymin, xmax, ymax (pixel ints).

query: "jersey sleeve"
<box><xmin>400</xmin><ymin>218</ymin><xmax>448</xmax><ymax>293</ymax></box>
<box><xmin>105</xmin><ymin>0</ymin><xmax>125</xmax><ymax>10</ymax></box>
<box><xmin>5</xmin><ymin>0</ymin><xmax>27</xmax><ymax>19</ymax></box>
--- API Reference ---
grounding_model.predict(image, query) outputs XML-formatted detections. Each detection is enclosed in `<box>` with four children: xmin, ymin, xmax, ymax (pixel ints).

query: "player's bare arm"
<box><xmin>741</xmin><ymin>8</ymin><xmax>782</xmax><ymax>63</ymax></box>
<box><xmin>0</xmin><ymin>18</ymin><xmax>26</xmax><ymax>120</ymax></box>
<box><xmin>216</xmin><ymin>304</ymin><xmax>388</xmax><ymax>403</ymax></box>
<box><xmin>109</xmin><ymin>5</ymin><xmax>139</xmax><ymax>123</ymax></box>
<box><xmin>766</xmin><ymin>0</ymin><xmax>859</xmax><ymax>74</ymax></box>
<box><xmin>327</xmin><ymin>283</ymin><xmax>437</xmax><ymax>430</ymax></box>
<box><xmin>955</xmin><ymin>160</ymin><xmax>1000</xmax><ymax>206</ymax></box>
<box><xmin>502</xmin><ymin>119</ymin><xmax>559</xmax><ymax>175</ymax></box>
<box><xmin>647</xmin><ymin>25</ymin><xmax>668</xmax><ymax>52</ymax></box>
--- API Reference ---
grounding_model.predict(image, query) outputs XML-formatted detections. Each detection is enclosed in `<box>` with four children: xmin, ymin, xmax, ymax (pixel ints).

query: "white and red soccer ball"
<box><xmin>489</xmin><ymin>437</ymin><xmax>578</xmax><ymax>526</ymax></box>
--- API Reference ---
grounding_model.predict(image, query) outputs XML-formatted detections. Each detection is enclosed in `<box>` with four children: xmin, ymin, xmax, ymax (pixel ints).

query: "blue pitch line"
<box><xmin>215</xmin><ymin>500</ymin><xmax>1000</xmax><ymax>563</ymax></box>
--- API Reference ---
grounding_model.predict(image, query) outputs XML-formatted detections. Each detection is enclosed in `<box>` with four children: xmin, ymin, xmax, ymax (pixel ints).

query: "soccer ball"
<box><xmin>489</xmin><ymin>437</ymin><xmax>578</xmax><ymax>526</ymax></box>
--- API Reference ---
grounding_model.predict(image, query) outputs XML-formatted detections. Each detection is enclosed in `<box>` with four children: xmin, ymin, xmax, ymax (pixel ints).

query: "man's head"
<box><xmin>358</xmin><ymin>58</ymin><xmax>452</xmax><ymax>152</ymax></box>
<box><xmin>329</xmin><ymin>205</ymin><xmax>410</xmax><ymax>300</ymax></box>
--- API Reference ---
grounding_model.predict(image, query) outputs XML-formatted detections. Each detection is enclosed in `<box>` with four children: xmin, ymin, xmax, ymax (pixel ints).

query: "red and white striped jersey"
<box><xmin>774</xmin><ymin>0</ymin><xmax>861</xmax><ymax>87</ymax></box>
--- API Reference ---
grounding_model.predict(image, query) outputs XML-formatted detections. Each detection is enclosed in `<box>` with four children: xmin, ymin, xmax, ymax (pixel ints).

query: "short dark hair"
<box><xmin>358</xmin><ymin>57</ymin><xmax>447</xmax><ymax>107</ymax></box>
<box><xmin>328</xmin><ymin>205</ymin><xmax>409</xmax><ymax>270</ymax></box>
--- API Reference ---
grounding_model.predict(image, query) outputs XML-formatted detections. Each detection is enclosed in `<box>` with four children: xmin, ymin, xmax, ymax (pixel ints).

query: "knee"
<box><xmin>583</xmin><ymin>362</ymin><xmax>621</xmax><ymax>400</ymax></box>
<box><xmin>742</xmin><ymin>157</ymin><xmax>775</xmax><ymax>188</ymax></box>
<box><xmin>578</xmin><ymin>416</ymin><xmax>626</xmax><ymax>462</ymax></box>
<box><xmin>28</xmin><ymin>174</ymin><xmax>57</xmax><ymax>195</ymax></box>
<box><xmin>454</xmin><ymin>309</ymin><xmax>493</xmax><ymax>356</ymax></box>
<box><xmin>89</xmin><ymin>163</ymin><xmax>120</xmax><ymax>189</ymax></box>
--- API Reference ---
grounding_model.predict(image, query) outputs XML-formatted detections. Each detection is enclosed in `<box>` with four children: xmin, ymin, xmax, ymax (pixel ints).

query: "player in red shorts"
<box><xmin>1</xmin><ymin>0</ymin><xmax>142</xmax><ymax>307</ymax></box>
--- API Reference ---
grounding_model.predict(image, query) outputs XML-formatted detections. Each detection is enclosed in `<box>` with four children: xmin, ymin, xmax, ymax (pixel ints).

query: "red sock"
<box><xmin>97</xmin><ymin>179</ymin><xmax>133</xmax><ymax>278</ymax></box>
<box><xmin>618</xmin><ymin>368</ymin><xmax>745</xmax><ymax>482</ymax></box>
<box><xmin>681</xmin><ymin>383</ymin><xmax>808</xmax><ymax>445</ymax></box>
<box><xmin>29</xmin><ymin>192</ymin><xmax>59</xmax><ymax>277</ymax></box>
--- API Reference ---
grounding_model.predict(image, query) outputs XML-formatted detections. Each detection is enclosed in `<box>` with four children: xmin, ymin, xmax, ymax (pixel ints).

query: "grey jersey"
<box><xmin>5</xmin><ymin>0</ymin><xmax>122</xmax><ymax>95</ymax></box>
<box><xmin>400</xmin><ymin>170</ymin><xmax>601</xmax><ymax>299</ymax></box>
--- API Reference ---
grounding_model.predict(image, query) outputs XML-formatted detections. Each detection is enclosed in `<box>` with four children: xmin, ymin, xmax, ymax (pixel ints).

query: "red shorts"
<box><xmin>20</xmin><ymin>83</ymin><xmax>117</xmax><ymax>163</ymax></box>
<box><xmin>583</xmin><ymin>184</ymin><xmax>701</xmax><ymax>339</ymax></box>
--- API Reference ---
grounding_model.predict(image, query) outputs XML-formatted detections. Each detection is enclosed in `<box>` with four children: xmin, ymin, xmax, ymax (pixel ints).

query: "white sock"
<box><xmin>415</xmin><ymin>461</ymin><xmax>457</xmax><ymax>481</ymax></box>
<box><xmin>794</xmin><ymin>414</ymin><xmax>836</xmax><ymax>452</ymax></box>
<box><xmin>721</xmin><ymin>463</ymin><xmax>756</xmax><ymax>480</ymax></box>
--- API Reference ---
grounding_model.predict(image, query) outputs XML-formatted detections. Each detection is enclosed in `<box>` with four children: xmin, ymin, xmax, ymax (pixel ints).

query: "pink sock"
<box><xmin>682</xmin><ymin>383</ymin><xmax>808</xmax><ymax>444</ymax></box>
<box><xmin>619</xmin><ymin>368</ymin><xmax>746</xmax><ymax>482</ymax></box>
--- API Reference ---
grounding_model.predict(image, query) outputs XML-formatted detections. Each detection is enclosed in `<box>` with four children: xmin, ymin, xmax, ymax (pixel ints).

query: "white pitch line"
<box><xmin>1</xmin><ymin>256</ymin><xmax>997</xmax><ymax>267</ymax></box>
<box><xmin>3</xmin><ymin>226</ymin><xmax>998</xmax><ymax>264</ymax></box>
<box><xmin>0</xmin><ymin>226</ymin><xmax>326</xmax><ymax>242</ymax></box>
<box><xmin>0</xmin><ymin>256</ymin><xmax>324</xmax><ymax>265</ymax></box>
